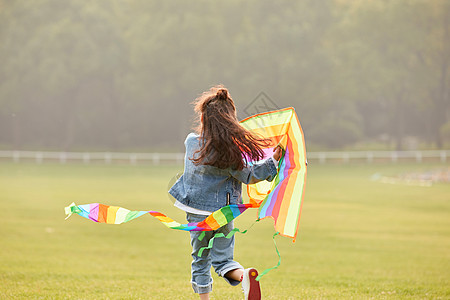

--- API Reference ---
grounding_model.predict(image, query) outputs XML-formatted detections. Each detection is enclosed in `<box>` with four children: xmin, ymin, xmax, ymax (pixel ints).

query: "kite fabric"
<box><xmin>65</xmin><ymin>107</ymin><xmax>307</xmax><ymax>241</ymax></box>
<box><xmin>240</xmin><ymin>107</ymin><xmax>307</xmax><ymax>241</ymax></box>
<box><xmin>65</xmin><ymin>202</ymin><xmax>254</xmax><ymax>231</ymax></box>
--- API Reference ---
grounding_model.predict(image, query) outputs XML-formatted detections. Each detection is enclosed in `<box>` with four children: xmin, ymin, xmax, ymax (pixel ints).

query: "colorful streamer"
<box><xmin>65</xmin><ymin>202</ymin><xmax>254</xmax><ymax>231</ymax></box>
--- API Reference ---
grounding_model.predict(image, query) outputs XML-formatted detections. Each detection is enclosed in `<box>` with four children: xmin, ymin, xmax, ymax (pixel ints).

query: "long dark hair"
<box><xmin>191</xmin><ymin>85</ymin><xmax>271</xmax><ymax>170</ymax></box>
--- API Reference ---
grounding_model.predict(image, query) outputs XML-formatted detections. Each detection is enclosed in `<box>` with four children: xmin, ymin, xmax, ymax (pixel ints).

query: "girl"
<box><xmin>169</xmin><ymin>85</ymin><xmax>282</xmax><ymax>300</ymax></box>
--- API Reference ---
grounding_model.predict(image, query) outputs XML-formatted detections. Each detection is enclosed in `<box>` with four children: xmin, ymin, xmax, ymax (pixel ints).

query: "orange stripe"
<box><xmin>97</xmin><ymin>204</ymin><xmax>109</xmax><ymax>223</ymax></box>
<box><xmin>149</xmin><ymin>212</ymin><xmax>165</xmax><ymax>217</ymax></box>
<box><xmin>204</xmin><ymin>215</ymin><xmax>220</xmax><ymax>230</ymax></box>
<box><xmin>156</xmin><ymin>216</ymin><xmax>176</xmax><ymax>223</ymax></box>
<box><xmin>196</xmin><ymin>220</ymin><xmax>212</xmax><ymax>231</ymax></box>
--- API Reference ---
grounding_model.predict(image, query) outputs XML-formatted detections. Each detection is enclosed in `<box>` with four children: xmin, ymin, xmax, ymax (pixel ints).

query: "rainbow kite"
<box><xmin>241</xmin><ymin>107</ymin><xmax>307</xmax><ymax>241</ymax></box>
<box><xmin>65</xmin><ymin>107</ymin><xmax>307</xmax><ymax>241</ymax></box>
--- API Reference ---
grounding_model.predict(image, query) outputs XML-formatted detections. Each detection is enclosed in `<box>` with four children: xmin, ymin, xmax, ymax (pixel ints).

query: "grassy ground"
<box><xmin>0</xmin><ymin>162</ymin><xmax>449</xmax><ymax>299</ymax></box>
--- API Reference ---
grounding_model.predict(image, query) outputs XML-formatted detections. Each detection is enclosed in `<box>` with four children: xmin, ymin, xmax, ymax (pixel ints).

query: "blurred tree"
<box><xmin>329</xmin><ymin>0</ymin><xmax>429</xmax><ymax>150</ymax></box>
<box><xmin>415</xmin><ymin>0</ymin><xmax>450</xmax><ymax>148</ymax></box>
<box><xmin>0</xmin><ymin>0</ymin><xmax>128</xmax><ymax>149</ymax></box>
<box><xmin>0</xmin><ymin>0</ymin><xmax>447</xmax><ymax>151</ymax></box>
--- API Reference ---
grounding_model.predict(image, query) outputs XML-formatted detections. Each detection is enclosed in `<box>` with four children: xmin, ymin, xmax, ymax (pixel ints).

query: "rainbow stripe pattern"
<box><xmin>65</xmin><ymin>202</ymin><xmax>254</xmax><ymax>231</ymax></box>
<box><xmin>65</xmin><ymin>107</ymin><xmax>307</xmax><ymax>241</ymax></box>
<box><xmin>240</xmin><ymin>107</ymin><xmax>307</xmax><ymax>241</ymax></box>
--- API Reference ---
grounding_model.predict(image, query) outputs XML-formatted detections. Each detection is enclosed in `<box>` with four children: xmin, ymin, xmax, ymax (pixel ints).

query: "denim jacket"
<box><xmin>168</xmin><ymin>133</ymin><xmax>278</xmax><ymax>212</ymax></box>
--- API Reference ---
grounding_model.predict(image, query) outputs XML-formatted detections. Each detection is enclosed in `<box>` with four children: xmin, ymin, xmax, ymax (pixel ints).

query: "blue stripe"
<box><xmin>77</xmin><ymin>204</ymin><xmax>91</xmax><ymax>219</ymax></box>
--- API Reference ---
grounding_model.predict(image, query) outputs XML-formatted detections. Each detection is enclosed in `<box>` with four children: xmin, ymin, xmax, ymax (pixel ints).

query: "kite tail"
<box><xmin>256</xmin><ymin>232</ymin><xmax>281</xmax><ymax>281</ymax></box>
<box><xmin>64</xmin><ymin>202</ymin><xmax>78</xmax><ymax>220</ymax></box>
<box><xmin>196</xmin><ymin>219</ymin><xmax>260</xmax><ymax>257</ymax></box>
<box><xmin>197</xmin><ymin>228</ymin><xmax>248</xmax><ymax>257</ymax></box>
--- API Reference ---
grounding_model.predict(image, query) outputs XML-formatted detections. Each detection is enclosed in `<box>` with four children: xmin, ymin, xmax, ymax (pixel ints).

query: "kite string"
<box><xmin>256</xmin><ymin>232</ymin><xmax>281</xmax><ymax>281</ymax></box>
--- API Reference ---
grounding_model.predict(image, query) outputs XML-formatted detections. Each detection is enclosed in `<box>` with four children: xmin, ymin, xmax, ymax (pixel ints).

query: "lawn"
<box><xmin>0</xmin><ymin>162</ymin><xmax>449</xmax><ymax>299</ymax></box>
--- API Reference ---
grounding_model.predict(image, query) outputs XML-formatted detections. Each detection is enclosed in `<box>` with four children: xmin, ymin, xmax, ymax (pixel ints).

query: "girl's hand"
<box><xmin>273</xmin><ymin>145</ymin><xmax>283</xmax><ymax>161</ymax></box>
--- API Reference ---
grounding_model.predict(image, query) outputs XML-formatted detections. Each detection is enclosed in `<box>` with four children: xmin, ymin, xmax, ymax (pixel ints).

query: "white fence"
<box><xmin>307</xmin><ymin>150</ymin><xmax>449</xmax><ymax>164</ymax></box>
<box><xmin>0</xmin><ymin>150</ymin><xmax>184</xmax><ymax>165</ymax></box>
<box><xmin>0</xmin><ymin>150</ymin><xmax>449</xmax><ymax>164</ymax></box>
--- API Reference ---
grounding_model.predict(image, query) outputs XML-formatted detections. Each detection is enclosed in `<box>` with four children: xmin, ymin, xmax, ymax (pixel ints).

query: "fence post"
<box><xmin>35</xmin><ymin>152</ymin><xmax>43</xmax><ymax>164</ymax></box>
<box><xmin>130</xmin><ymin>153</ymin><xmax>137</xmax><ymax>165</ymax></box>
<box><xmin>415</xmin><ymin>151</ymin><xmax>422</xmax><ymax>163</ymax></box>
<box><xmin>343</xmin><ymin>152</ymin><xmax>350</xmax><ymax>163</ymax></box>
<box><xmin>152</xmin><ymin>153</ymin><xmax>160</xmax><ymax>165</ymax></box>
<box><xmin>13</xmin><ymin>151</ymin><xmax>20</xmax><ymax>163</ymax></box>
<box><xmin>367</xmin><ymin>152</ymin><xmax>373</xmax><ymax>163</ymax></box>
<box><xmin>59</xmin><ymin>152</ymin><xmax>67</xmax><ymax>164</ymax></box>
<box><xmin>83</xmin><ymin>153</ymin><xmax>90</xmax><ymax>164</ymax></box>
<box><xmin>391</xmin><ymin>152</ymin><xmax>398</xmax><ymax>163</ymax></box>
<box><xmin>319</xmin><ymin>152</ymin><xmax>326</xmax><ymax>164</ymax></box>
<box><xmin>104</xmin><ymin>153</ymin><xmax>112</xmax><ymax>164</ymax></box>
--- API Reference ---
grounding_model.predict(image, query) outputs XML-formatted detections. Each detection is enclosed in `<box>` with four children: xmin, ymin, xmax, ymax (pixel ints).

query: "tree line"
<box><xmin>0</xmin><ymin>0</ymin><xmax>449</xmax><ymax>151</ymax></box>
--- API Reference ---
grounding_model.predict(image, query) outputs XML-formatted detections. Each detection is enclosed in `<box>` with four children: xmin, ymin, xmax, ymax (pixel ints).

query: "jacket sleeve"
<box><xmin>229</xmin><ymin>158</ymin><xmax>278</xmax><ymax>184</ymax></box>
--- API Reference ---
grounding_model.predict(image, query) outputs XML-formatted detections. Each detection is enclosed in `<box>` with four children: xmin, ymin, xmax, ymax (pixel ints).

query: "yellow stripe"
<box><xmin>241</xmin><ymin>109</ymin><xmax>293</xmax><ymax>130</ymax></box>
<box><xmin>161</xmin><ymin>221</ymin><xmax>182</xmax><ymax>228</ymax></box>
<box><xmin>107</xmin><ymin>206</ymin><xmax>120</xmax><ymax>224</ymax></box>
<box><xmin>213</xmin><ymin>211</ymin><xmax>227</xmax><ymax>227</ymax></box>
<box><xmin>244</xmin><ymin>124</ymin><xmax>287</xmax><ymax>139</ymax></box>
<box><xmin>156</xmin><ymin>216</ymin><xmax>176</xmax><ymax>223</ymax></box>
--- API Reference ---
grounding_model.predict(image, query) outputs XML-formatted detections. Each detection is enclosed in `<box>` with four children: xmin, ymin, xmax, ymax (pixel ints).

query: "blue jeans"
<box><xmin>187</xmin><ymin>213</ymin><xmax>243</xmax><ymax>294</ymax></box>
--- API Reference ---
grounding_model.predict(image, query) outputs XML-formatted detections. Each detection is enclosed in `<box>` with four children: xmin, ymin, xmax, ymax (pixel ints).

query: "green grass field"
<box><xmin>0</xmin><ymin>162</ymin><xmax>449</xmax><ymax>299</ymax></box>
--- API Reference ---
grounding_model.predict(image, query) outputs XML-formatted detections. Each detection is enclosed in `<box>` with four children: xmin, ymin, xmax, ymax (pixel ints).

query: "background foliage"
<box><xmin>0</xmin><ymin>0</ymin><xmax>449</xmax><ymax>151</ymax></box>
